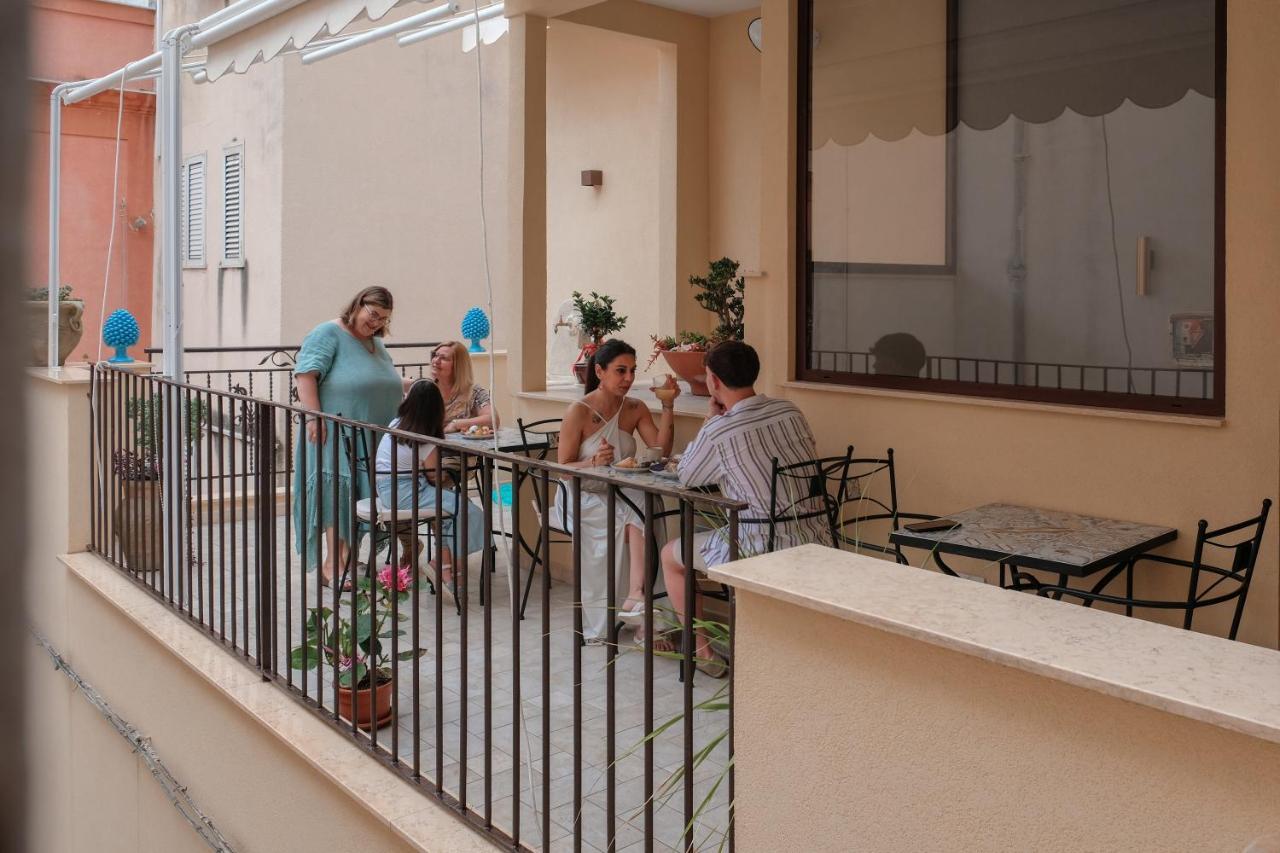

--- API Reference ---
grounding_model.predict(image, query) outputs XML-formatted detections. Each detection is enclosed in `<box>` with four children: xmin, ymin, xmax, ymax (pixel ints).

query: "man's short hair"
<box><xmin>705</xmin><ymin>340</ymin><xmax>760</xmax><ymax>390</ymax></box>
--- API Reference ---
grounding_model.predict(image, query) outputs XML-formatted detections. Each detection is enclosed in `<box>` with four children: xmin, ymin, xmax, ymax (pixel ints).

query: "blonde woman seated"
<box><xmin>430</xmin><ymin>341</ymin><xmax>500</xmax><ymax>434</ymax></box>
<box><xmin>554</xmin><ymin>339</ymin><xmax>678</xmax><ymax>644</ymax></box>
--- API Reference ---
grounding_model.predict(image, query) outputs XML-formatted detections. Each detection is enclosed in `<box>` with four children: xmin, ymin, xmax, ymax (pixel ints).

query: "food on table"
<box><xmin>614</xmin><ymin>457</ymin><xmax>639</xmax><ymax>469</ymax></box>
<box><xmin>464</xmin><ymin>424</ymin><xmax>494</xmax><ymax>437</ymax></box>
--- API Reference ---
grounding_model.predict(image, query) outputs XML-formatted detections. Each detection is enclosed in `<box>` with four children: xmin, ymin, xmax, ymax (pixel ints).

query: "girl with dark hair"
<box><xmin>293</xmin><ymin>285</ymin><xmax>408</xmax><ymax>587</ymax></box>
<box><xmin>374</xmin><ymin>380</ymin><xmax>486</xmax><ymax>603</ymax></box>
<box><xmin>555</xmin><ymin>338</ymin><xmax>679</xmax><ymax>643</ymax></box>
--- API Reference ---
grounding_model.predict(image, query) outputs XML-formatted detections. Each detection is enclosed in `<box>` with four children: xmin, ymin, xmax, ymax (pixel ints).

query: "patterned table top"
<box><xmin>890</xmin><ymin>502</ymin><xmax>1177</xmax><ymax>575</ymax></box>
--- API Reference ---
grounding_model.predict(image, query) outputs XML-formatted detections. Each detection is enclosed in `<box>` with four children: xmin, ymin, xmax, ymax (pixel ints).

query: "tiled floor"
<box><xmin>155</xmin><ymin>514</ymin><xmax>733</xmax><ymax>852</ymax></box>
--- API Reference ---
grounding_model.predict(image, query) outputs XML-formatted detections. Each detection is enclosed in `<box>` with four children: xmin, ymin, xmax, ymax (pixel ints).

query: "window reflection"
<box><xmin>804</xmin><ymin>0</ymin><xmax>1220</xmax><ymax>408</ymax></box>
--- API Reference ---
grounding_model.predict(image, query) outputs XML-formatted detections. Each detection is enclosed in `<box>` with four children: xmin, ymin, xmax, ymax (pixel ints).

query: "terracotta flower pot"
<box><xmin>112</xmin><ymin>479</ymin><xmax>161</xmax><ymax>573</ymax></box>
<box><xmin>338</xmin><ymin>675</ymin><xmax>396</xmax><ymax>731</ymax></box>
<box><xmin>26</xmin><ymin>300</ymin><xmax>85</xmax><ymax>366</ymax></box>
<box><xmin>661</xmin><ymin>349</ymin><xmax>710</xmax><ymax>396</ymax></box>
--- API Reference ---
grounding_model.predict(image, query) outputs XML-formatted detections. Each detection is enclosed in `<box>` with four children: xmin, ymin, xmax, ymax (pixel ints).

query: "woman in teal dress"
<box><xmin>293</xmin><ymin>286</ymin><xmax>406</xmax><ymax>585</ymax></box>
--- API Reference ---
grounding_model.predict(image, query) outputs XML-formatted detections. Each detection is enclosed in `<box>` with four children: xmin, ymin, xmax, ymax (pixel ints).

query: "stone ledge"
<box><xmin>61</xmin><ymin>551</ymin><xmax>499</xmax><ymax>853</ymax></box>
<box><xmin>709</xmin><ymin>544</ymin><xmax>1280</xmax><ymax>745</ymax></box>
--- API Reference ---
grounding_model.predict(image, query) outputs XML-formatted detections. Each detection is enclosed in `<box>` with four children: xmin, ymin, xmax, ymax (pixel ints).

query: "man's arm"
<box><xmin>677</xmin><ymin>422</ymin><xmax>721</xmax><ymax>487</ymax></box>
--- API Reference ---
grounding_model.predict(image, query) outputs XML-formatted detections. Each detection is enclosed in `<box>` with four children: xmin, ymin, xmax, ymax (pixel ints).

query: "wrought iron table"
<box><xmin>890</xmin><ymin>502</ymin><xmax>1177</xmax><ymax>596</ymax></box>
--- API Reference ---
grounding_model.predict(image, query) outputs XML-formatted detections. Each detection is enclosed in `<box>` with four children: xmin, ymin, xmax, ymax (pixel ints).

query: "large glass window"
<box><xmin>798</xmin><ymin>0</ymin><xmax>1224</xmax><ymax>414</ymax></box>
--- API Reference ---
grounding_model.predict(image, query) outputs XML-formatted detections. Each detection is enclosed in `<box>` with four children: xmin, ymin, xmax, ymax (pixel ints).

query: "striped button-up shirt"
<box><xmin>677</xmin><ymin>394</ymin><xmax>830</xmax><ymax>567</ymax></box>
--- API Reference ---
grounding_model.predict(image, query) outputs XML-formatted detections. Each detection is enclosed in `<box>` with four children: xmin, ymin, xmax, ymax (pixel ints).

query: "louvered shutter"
<box><xmin>222</xmin><ymin>145</ymin><xmax>243</xmax><ymax>264</ymax></box>
<box><xmin>182</xmin><ymin>154</ymin><xmax>206</xmax><ymax>267</ymax></box>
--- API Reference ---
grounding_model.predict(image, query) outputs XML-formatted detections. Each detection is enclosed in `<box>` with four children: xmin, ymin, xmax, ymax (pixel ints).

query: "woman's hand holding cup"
<box><xmin>652</xmin><ymin>374</ymin><xmax>680</xmax><ymax>408</ymax></box>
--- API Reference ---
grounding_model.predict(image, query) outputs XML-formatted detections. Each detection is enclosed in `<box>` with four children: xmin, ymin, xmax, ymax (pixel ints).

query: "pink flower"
<box><xmin>377</xmin><ymin>562</ymin><xmax>414</xmax><ymax>593</ymax></box>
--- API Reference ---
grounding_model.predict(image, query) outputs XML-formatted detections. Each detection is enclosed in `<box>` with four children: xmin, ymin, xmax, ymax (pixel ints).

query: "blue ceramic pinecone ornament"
<box><xmin>103</xmin><ymin>308</ymin><xmax>140</xmax><ymax>363</ymax></box>
<box><xmin>461</xmin><ymin>307</ymin><xmax>490</xmax><ymax>353</ymax></box>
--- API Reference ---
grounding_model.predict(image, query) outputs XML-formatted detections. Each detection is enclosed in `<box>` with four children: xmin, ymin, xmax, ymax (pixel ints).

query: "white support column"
<box><xmin>159</xmin><ymin>28</ymin><xmax>192</xmax><ymax>595</ymax></box>
<box><xmin>47</xmin><ymin>86</ymin><xmax>64</xmax><ymax>369</ymax></box>
<box><xmin>160</xmin><ymin>33</ymin><xmax>186</xmax><ymax>380</ymax></box>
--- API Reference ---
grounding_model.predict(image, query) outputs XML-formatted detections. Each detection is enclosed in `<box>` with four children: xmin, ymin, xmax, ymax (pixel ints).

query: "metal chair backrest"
<box><xmin>516</xmin><ymin>417</ymin><xmax>566</xmax><ymax>523</ymax></box>
<box><xmin>740</xmin><ymin>446</ymin><xmax>853</xmax><ymax>553</ymax></box>
<box><xmin>517</xmin><ymin>417</ymin><xmax>562</xmax><ymax>462</ymax></box>
<box><xmin>1190</xmin><ymin>498</ymin><xmax>1271</xmax><ymax>637</ymax></box>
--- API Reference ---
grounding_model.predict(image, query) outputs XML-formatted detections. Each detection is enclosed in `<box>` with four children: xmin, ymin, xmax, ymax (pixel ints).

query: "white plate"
<box><xmin>609</xmin><ymin>462</ymin><xmax>649</xmax><ymax>474</ymax></box>
<box><xmin>454</xmin><ymin>432</ymin><xmax>496</xmax><ymax>441</ymax></box>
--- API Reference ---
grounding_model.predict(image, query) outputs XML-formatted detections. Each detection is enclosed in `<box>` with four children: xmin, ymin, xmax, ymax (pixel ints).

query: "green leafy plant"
<box><xmin>572</xmin><ymin>290</ymin><xmax>628</xmax><ymax>343</ymax></box>
<box><xmin>127</xmin><ymin>397</ymin><xmax>208</xmax><ymax>451</ymax></box>
<box><xmin>289</xmin><ymin>566</ymin><xmax>424</xmax><ymax>688</ymax></box>
<box><xmin>688</xmin><ymin>257</ymin><xmax>745</xmax><ymax>343</ymax></box>
<box><xmin>622</xmin><ymin>613</ymin><xmax>733</xmax><ymax>851</ymax></box>
<box><xmin>649</xmin><ymin>258</ymin><xmax>745</xmax><ymax>370</ymax></box>
<box><xmin>28</xmin><ymin>284</ymin><xmax>75</xmax><ymax>301</ymax></box>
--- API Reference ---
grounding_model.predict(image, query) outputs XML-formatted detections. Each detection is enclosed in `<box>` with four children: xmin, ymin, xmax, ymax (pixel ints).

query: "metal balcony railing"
<box><xmin>89</xmin><ymin>363</ymin><xmax>742</xmax><ymax>852</ymax></box>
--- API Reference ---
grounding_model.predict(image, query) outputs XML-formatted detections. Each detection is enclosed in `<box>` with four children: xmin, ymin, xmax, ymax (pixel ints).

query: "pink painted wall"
<box><xmin>27</xmin><ymin>0</ymin><xmax>155</xmax><ymax>362</ymax></box>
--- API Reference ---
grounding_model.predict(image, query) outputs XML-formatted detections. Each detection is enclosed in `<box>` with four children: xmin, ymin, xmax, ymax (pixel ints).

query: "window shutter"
<box><xmin>182</xmin><ymin>154</ymin><xmax>206</xmax><ymax>267</ymax></box>
<box><xmin>222</xmin><ymin>145</ymin><xmax>243</xmax><ymax>263</ymax></box>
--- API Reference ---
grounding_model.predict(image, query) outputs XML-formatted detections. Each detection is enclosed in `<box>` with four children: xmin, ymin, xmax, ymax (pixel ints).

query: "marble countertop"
<box><xmin>709</xmin><ymin>544</ymin><xmax>1280</xmax><ymax>745</ymax></box>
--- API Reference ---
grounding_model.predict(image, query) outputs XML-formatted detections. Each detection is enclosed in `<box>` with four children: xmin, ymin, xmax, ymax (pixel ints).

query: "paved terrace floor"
<box><xmin>116</xmin><ymin>511</ymin><xmax>733</xmax><ymax>853</ymax></box>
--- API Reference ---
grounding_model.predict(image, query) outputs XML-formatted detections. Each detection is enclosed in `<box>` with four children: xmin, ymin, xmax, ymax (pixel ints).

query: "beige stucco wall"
<box><xmin>733</xmin><ymin>588</ymin><xmax>1280</xmax><ymax>851</ymax></box>
<box><xmin>280</xmin><ymin>11</ymin><xmax>512</xmax><ymax>347</ymax></box>
<box><xmin>165</xmin><ymin>0</ymin><xmax>287</xmax><ymax>357</ymax></box>
<box><xmin>751</xmin><ymin>0</ymin><xmax>1280</xmax><ymax>648</ymax></box>
<box><xmin>166</xmin><ymin>0</ymin><xmax>514</xmax><ymax>354</ymax></box>
<box><xmin>708</xmin><ymin>8</ymin><xmax>761</xmax><ymax>269</ymax></box>
<box><xmin>545</xmin><ymin>20</ymin><xmax>663</xmax><ymax>360</ymax></box>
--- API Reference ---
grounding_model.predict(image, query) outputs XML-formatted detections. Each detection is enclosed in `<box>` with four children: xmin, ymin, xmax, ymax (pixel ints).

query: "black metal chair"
<box><xmin>836</xmin><ymin>448</ymin><xmax>938</xmax><ymax>564</ymax></box>
<box><xmin>342</xmin><ymin>426</ymin><xmax>454</xmax><ymax>597</ymax></box>
<box><xmin>1033</xmin><ymin>499</ymin><xmax>1271</xmax><ymax>640</ymax></box>
<box><xmin>515</xmin><ymin>417</ymin><xmax>572</xmax><ymax>619</ymax></box>
<box><xmin>737</xmin><ymin>447</ymin><xmax>854</xmax><ymax>553</ymax></box>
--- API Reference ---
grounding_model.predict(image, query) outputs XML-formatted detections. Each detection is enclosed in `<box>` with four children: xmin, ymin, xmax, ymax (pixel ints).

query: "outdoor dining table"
<box><xmin>443</xmin><ymin>427</ymin><xmax>548</xmax><ymax>454</ymax></box>
<box><xmin>890</xmin><ymin>502</ymin><xmax>1177</xmax><ymax>597</ymax></box>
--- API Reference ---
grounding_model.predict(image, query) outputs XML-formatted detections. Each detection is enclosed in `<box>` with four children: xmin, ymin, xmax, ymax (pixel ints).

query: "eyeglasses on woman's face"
<box><xmin>361</xmin><ymin>304</ymin><xmax>391</xmax><ymax>329</ymax></box>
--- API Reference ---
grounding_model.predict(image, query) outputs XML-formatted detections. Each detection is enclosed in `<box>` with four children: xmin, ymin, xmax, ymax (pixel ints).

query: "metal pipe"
<box><xmin>189</xmin><ymin>0</ymin><xmax>310</xmax><ymax>51</ymax></box>
<box><xmin>301</xmin><ymin>2</ymin><xmax>459</xmax><ymax>64</ymax></box>
<box><xmin>64</xmin><ymin>0</ymin><xmax>298</xmax><ymax>104</ymax></box>
<box><xmin>47</xmin><ymin>83</ymin><xmax>73</xmax><ymax>368</ymax></box>
<box><xmin>396</xmin><ymin>3</ymin><xmax>504</xmax><ymax>47</ymax></box>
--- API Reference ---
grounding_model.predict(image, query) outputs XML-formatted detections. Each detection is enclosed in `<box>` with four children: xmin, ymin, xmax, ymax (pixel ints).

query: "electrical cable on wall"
<box><xmin>31</xmin><ymin>629</ymin><xmax>237</xmax><ymax>852</ymax></box>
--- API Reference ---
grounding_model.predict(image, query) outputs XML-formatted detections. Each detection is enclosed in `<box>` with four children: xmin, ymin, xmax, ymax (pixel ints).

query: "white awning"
<box><xmin>204</xmin><ymin>0</ymin><xmax>430</xmax><ymax>81</ymax></box>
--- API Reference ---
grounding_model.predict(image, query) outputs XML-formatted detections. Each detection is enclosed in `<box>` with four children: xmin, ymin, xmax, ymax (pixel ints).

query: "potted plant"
<box><xmin>290</xmin><ymin>565</ymin><xmax>425</xmax><ymax>731</ymax></box>
<box><xmin>110</xmin><ymin>396</ymin><xmax>208</xmax><ymax>573</ymax></box>
<box><xmin>571</xmin><ymin>290</ymin><xmax>628</xmax><ymax>384</ymax></box>
<box><xmin>649</xmin><ymin>258</ymin><xmax>746</xmax><ymax>396</ymax></box>
<box><xmin>112</xmin><ymin>448</ymin><xmax>161</xmax><ymax>573</ymax></box>
<box><xmin>27</xmin><ymin>284</ymin><xmax>85</xmax><ymax>366</ymax></box>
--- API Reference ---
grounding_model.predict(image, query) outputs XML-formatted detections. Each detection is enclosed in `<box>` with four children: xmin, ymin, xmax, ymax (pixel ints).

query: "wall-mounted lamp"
<box><xmin>581</xmin><ymin>170</ymin><xmax>603</xmax><ymax>187</ymax></box>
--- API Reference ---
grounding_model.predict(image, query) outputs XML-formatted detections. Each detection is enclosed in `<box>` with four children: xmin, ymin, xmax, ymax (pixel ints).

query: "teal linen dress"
<box><xmin>292</xmin><ymin>321</ymin><xmax>403</xmax><ymax>568</ymax></box>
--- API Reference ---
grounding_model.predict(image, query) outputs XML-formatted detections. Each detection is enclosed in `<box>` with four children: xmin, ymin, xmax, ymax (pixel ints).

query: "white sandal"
<box><xmin>617</xmin><ymin>600</ymin><xmax>647</xmax><ymax>625</ymax></box>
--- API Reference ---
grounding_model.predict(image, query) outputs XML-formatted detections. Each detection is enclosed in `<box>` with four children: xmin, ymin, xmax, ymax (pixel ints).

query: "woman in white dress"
<box><xmin>554</xmin><ymin>339</ymin><xmax>679</xmax><ymax>643</ymax></box>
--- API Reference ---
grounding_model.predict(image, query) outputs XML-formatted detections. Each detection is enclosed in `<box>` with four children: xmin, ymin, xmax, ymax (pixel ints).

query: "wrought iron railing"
<box><xmin>809</xmin><ymin>349</ymin><xmax>1214</xmax><ymax>399</ymax></box>
<box><xmin>89</xmin><ymin>363</ymin><xmax>742</xmax><ymax>852</ymax></box>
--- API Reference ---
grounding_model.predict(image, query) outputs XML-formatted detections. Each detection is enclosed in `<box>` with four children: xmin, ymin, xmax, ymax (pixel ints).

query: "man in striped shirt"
<box><xmin>661</xmin><ymin>341</ymin><xmax>828</xmax><ymax>676</ymax></box>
